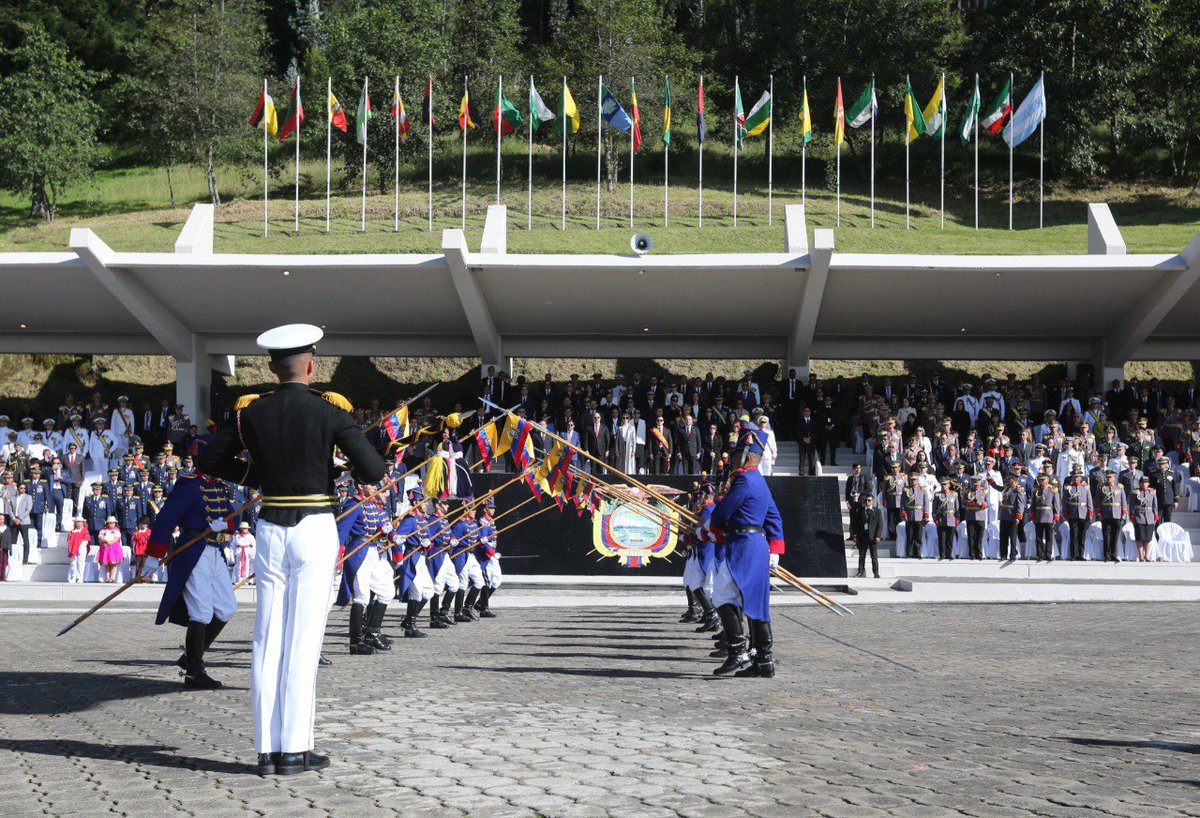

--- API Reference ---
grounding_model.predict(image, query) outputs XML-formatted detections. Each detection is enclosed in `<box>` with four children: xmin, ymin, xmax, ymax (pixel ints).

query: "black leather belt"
<box><xmin>726</xmin><ymin>525</ymin><xmax>764</xmax><ymax>535</ymax></box>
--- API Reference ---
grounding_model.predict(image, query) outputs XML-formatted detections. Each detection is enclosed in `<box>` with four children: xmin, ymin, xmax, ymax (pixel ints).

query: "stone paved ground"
<box><xmin>0</xmin><ymin>601</ymin><xmax>1197</xmax><ymax>818</ymax></box>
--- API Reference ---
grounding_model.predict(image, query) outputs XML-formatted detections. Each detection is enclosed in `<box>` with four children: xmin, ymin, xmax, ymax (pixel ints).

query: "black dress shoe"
<box><xmin>256</xmin><ymin>752</ymin><xmax>280</xmax><ymax>776</ymax></box>
<box><xmin>479</xmin><ymin>608</ymin><xmax>497</xmax><ymax>618</ymax></box>
<box><xmin>318</xmin><ymin>654</ymin><xmax>333</xmax><ymax>667</ymax></box>
<box><xmin>276</xmin><ymin>750</ymin><xmax>331</xmax><ymax>775</ymax></box>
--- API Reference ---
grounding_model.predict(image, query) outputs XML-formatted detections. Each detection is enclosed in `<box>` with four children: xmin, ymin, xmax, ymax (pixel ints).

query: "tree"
<box><xmin>0</xmin><ymin>24</ymin><xmax>102</xmax><ymax>222</ymax></box>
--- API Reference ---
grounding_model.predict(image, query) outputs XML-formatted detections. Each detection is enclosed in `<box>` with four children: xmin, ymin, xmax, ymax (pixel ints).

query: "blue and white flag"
<box><xmin>1003</xmin><ymin>73</ymin><xmax>1046</xmax><ymax>149</ymax></box>
<box><xmin>600</xmin><ymin>84</ymin><xmax>632</xmax><ymax>132</ymax></box>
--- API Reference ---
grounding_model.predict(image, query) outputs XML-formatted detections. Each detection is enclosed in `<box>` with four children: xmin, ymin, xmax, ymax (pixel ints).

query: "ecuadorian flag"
<box><xmin>473</xmin><ymin>419</ymin><xmax>501</xmax><ymax>469</ymax></box>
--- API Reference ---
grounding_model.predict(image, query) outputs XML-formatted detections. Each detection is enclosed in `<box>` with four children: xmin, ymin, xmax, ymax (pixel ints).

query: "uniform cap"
<box><xmin>42</xmin><ymin>419</ymin><xmax>54</xmax><ymax>426</ymax></box>
<box><xmin>117</xmin><ymin>395</ymin><xmax>129</xmax><ymax>402</ymax></box>
<box><xmin>0</xmin><ymin>415</ymin><xmax>7</xmax><ymax>421</ymax></box>
<box><xmin>69</xmin><ymin>413</ymin><xmax>82</xmax><ymax>421</ymax></box>
<box><xmin>21</xmin><ymin>417</ymin><xmax>33</xmax><ymax>424</ymax></box>
<box><xmin>256</xmin><ymin>323</ymin><xmax>323</xmax><ymax>361</ymax></box>
<box><xmin>93</xmin><ymin>417</ymin><xmax>106</xmax><ymax>425</ymax></box>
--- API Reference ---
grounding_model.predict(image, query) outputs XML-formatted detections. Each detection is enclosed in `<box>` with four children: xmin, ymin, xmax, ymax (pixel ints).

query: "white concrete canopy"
<box><xmin>0</xmin><ymin>202</ymin><xmax>1196</xmax><ymax>405</ymax></box>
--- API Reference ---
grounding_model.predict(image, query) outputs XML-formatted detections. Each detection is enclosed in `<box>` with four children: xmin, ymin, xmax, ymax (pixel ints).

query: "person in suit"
<box><xmin>816</xmin><ymin>396</ymin><xmax>839</xmax><ymax>466</ymax></box>
<box><xmin>844</xmin><ymin>463</ymin><xmax>874</xmax><ymax>543</ymax></box>
<box><xmin>675</xmin><ymin>413</ymin><xmax>702</xmax><ymax>475</ymax></box>
<box><xmin>796</xmin><ymin>406</ymin><xmax>818</xmax><ymax>476</ymax></box>
<box><xmin>581</xmin><ymin>410</ymin><xmax>611</xmax><ymax>472</ymax></box>
<box><xmin>9</xmin><ymin>483</ymin><xmax>33</xmax><ymax>564</ymax></box>
<box><xmin>854</xmin><ymin>494</ymin><xmax>883</xmax><ymax>578</ymax></box>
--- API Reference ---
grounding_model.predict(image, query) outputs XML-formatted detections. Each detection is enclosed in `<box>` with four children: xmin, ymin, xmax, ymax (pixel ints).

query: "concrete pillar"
<box><xmin>176</xmin><ymin>358</ymin><xmax>212</xmax><ymax>426</ymax></box>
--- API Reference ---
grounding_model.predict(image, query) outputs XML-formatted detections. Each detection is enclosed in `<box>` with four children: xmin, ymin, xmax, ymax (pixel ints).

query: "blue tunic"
<box><xmin>149</xmin><ymin>476</ymin><xmax>233</xmax><ymax>626</ymax></box>
<box><xmin>335</xmin><ymin>498</ymin><xmax>367</xmax><ymax>607</ymax></box>
<box><xmin>393</xmin><ymin>511</ymin><xmax>428</xmax><ymax>599</ymax></box>
<box><xmin>424</xmin><ymin>514</ymin><xmax>452</xmax><ymax>578</ymax></box>
<box><xmin>695</xmin><ymin>502</ymin><xmax>716</xmax><ymax>573</ymax></box>
<box><xmin>710</xmin><ymin>467</ymin><xmax>785</xmax><ymax>621</ymax></box>
<box><xmin>450</xmin><ymin>518</ymin><xmax>475</xmax><ymax>573</ymax></box>
<box><xmin>474</xmin><ymin>516</ymin><xmax>496</xmax><ymax>570</ymax></box>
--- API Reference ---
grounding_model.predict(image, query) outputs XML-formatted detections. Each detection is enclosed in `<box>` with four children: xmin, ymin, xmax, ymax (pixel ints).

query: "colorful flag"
<box><xmin>696</xmin><ymin>77</ymin><xmax>705</xmax><ymax>143</ymax></box>
<box><xmin>249</xmin><ymin>87</ymin><xmax>278</xmax><ymax>136</ymax></box>
<box><xmin>923</xmin><ymin>76</ymin><xmax>946</xmax><ymax>138</ymax></box>
<box><xmin>959</xmin><ymin>74</ymin><xmax>981</xmax><ymax>144</ymax></box>
<box><xmin>382</xmin><ymin>406</ymin><xmax>409</xmax><ymax>441</ymax></box>
<box><xmin>391</xmin><ymin>87</ymin><xmax>411</xmax><ymax>142</ymax></box>
<box><xmin>904</xmin><ymin>77</ymin><xmax>926</xmax><ymax>144</ymax></box>
<box><xmin>833</xmin><ymin>78</ymin><xmax>845</xmax><ymax>147</ymax></box>
<box><xmin>421</xmin><ymin>76</ymin><xmax>437</xmax><ymax>126</ymax></box>
<box><xmin>846</xmin><ymin>79</ymin><xmax>877</xmax><ymax>128</ymax></box>
<box><xmin>492</xmin><ymin>85</ymin><xmax>522</xmax><ymax>135</ymax></box>
<box><xmin>630</xmin><ymin>78</ymin><xmax>643</xmax><ymax>151</ymax></box>
<box><xmin>662</xmin><ymin>76</ymin><xmax>671</xmax><ymax>146</ymax></box>
<box><xmin>981</xmin><ymin>78</ymin><xmax>1012</xmax><ymax>133</ymax></box>
<box><xmin>600</xmin><ymin>84</ymin><xmax>631</xmax><ymax>132</ymax></box>
<box><xmin>1003</xmin><ymin>74</ymin><xmax>1045</xmax><ymax>148</ymax></box>
<box><xmin>499</xmin><ymin>413</ymin><xmax>532</xmax><ymax>467</ymax></box>
<box><xmin>355</xmin><ymin>80</ymin><xmax>372</xmax><ymax>146</ymax></box>
<box><xmin>733</xmin><ymin>78</ymin><xmax>746</xmax><ymax>145</ymax></box>
<box><xmin>558</xmin><ymin>81</ymin><xmax>579</xmax><ymax>134</ymax></box>
<box><xmin>459</xmin><ymin>84</ymin><xmax>477</xmax><ymax>130</ymax></box>
<box><xmin>473</xmin><ymin>420</ymin><xmax>501</xmax><ymax>470</ymax></box>
<box><xmin>327</xmin><ymin>88</ymin><xmax>347</xmax><ymax>132</ymax></box>
<box><xmin>744</xmin><ymin>90</ymin><xmax>771</xmax><ymax>137</ymax></box>
<box><xmin>799</xmin><ymin>81</ymin><xmax>812</xmax><ymax>144</ymax></box>
<box><xmin>530</xmin><ymin>81</ymin><xmax>555</xmax><ymax>131</ymax></box>
<box><xmin>278</xmin><ymin>77</ymin><xmax>303</xmax><ymax>142</ymax></box>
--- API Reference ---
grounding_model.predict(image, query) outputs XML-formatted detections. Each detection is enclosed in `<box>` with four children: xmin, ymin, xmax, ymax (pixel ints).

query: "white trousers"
<box><xmin>351</xmin><ymin>546</ymin><xmax>394</xmax><ymax>605</ymax></box>
<box><xmin>431</xmin><ymin>553</ymin><xmax>460</xmax><ymax>595</ymax></box>
<box><xmin>403</xmin><ymin>554</ymin><xmax>435</xmax><ymax>603</ymax></box>
<box><xmin>484</xmin><ymin>556</ymin><xmax>503</xmax><ymax>589</ymax></box>
<box><xmin>252</xmin><ymin>514</ymin><xmax>338</xmax><ymax>755</ymax></box>
<box><xmin>183</xmin><ymin>546</ymin><xmax>238</xmax><ymax>624</ymax></box>
<box><xmin>711</xmin><ymin>559</ymin><xmax>742</xmax><ymax>609</ymax></box>
<box><xmin>68</xmin><ymin>553</ymin><xmax>86</xmax><ymax>583</ymax></box>
<box><xmin>458</xmin><ymin>553</ymin><xmax>484</xmax><ymax>590</ymax></box>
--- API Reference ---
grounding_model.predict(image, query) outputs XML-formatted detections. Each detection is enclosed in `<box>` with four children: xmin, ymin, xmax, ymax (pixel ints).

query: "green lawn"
<box><xmin>0</xmin><ymin>160</ymin><xmax>1196</xmax><ymax>255</ymax></box>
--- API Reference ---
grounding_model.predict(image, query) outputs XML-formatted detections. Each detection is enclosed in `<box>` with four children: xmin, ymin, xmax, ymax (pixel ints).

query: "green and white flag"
<box><xmin>734</xmin><ymin>78</ymin><xmax>746</xmax><ymax>145</ymax></box>
<box><xmin>744</xmin><ymin>90</ymin><xmax>771</xmax><ymax>137</ymax></box>
<box><xmin>529</xmin><ymin>80</ymin><xmax>555</xmax><ymax>131</ymax></box>
<box><xmin>355</xmin><ymin>79</ymin><xmax>373</xmax><ymax>146</ymax></box>
<box><xmin>922</xmin><ymin>76</ymin><xmax>946</xmax><ymax>138</ymax></box>
<box><xmin>959</xmin><ymin>74</ymin><xmax>981</xmax><ymax>144</ymax></box>
<box><xmin>846</xmin><ymin>80</ymin><xmax>877</xmax><ymax>128</ymax></box>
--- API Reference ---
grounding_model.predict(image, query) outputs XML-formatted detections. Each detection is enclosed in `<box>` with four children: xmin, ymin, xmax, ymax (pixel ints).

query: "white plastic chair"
<box><xmin>1152</xmin><ymin>522</ymin><xmax>1194</xmax><ymax>562</ymax></box>
<box><xmin>1084</xmin><ymin>522</ymin><xmax>1105</xmax><ymax>561</ymax></box>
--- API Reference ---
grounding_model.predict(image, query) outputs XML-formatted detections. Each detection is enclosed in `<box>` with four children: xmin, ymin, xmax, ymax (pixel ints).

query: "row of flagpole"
<box><xmin>249</xmin><ymin>71</ymin><xmax>1046</xmax><ymax>234</ymax></box>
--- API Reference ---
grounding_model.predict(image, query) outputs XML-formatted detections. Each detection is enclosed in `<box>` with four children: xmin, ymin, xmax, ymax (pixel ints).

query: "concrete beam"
<box><xmin>70</xmin><ymin>228</ymin><xmax>195</xmax><ymax>361</ymax></box>
<box><xmin>481</xmin><ymin>205</ymin><xmax>507</xmax><ymax>254</ymax></box>
<box><xmin>784</xmin><ymin>204</ymin><xmax>809</xmax><ymax>254</ymax></box>
<box><xmin>175</xmin><ymin>204</ymin><xmax>214</xmax><ymax>255</ymax></box>
<box><xmin>1087</xmin><ymin>203</ymin><xmax>1125</xmax><ymax>256</ymax></box>
<box><xmin>0</xmin><ymin>333</ymin><xmax>163</xmax><ymax>354</ymax></box>
<box><xmin>1102</xmin><ymin>226</ymin><xmax>1200</xmax><ymax>366</ymax></box>
<box><xmin>786</xmin><ymin>228</ymin><xmax>833</xmax><ymax>376</ymax></box>
<box><xmin>442</xmin><ymin>228</ymin><xmax>503</xmax><ymax>364</ymax></box>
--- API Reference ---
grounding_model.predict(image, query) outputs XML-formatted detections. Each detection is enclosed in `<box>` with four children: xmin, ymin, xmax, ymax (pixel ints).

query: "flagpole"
<box><xmin>801</xmin><ymin>75</ymin><xmax>806</xmax><ymax>211</ymax></box>
<box><xmin>836</xmin><ymin>126</ymin><xmax>841</xmax><ymax>227</ymax></box>
<box><xmin>532</xmin><ymin>75</ymin><xmax>537</xmax><ymax>229</ymax></box>
<box><xmin>940</xmin><ymin>71</ymin><xmax>945</xmax><ymax>231</ymax></box>
<box><xmin>325</xmin><ymin>77</ymin><xmax>331</xmax><ymax>234</ymax></box>
<box><xmin>1039</xmin><ymin>72</ymin><xmax>1044</xmax><ymax>230</ymax></box>
<box><xmin>394</xmin><ymin>76</ymin><xmax>400</xmax><ymax>233</ymax></box>
<box><xmin>427</xmin><ymin>76</ymin><xmax>433</xmax><ymax>232</ymax></box>
<box><xmin>629</xmin><ymin>76</ymin><xmax>634</xmax><ymax>230</ymax></box>
<box><xmin>664</xmin><ymin>74</ymin><xmax>669</xmax><ymax>228</ymax></box>
<box><xmin>462</xmin><ymin>75</ymin><xmax>468</xmax><ymax>231</ymax></box>
<box><xmin>733</xmin><ymin>74</ymin><xmax>738</xmax><ymax>229</ymax></box>
<box><xmin>974</xmin><ymin>74</ymin><xmax>979</xmax><ymax>231</ymax></box>
<box><xmin>870</xmin><ymin>75</ymin><xmax>875</xmax><ymax>228</ymax></box>
<box><xmin>294</xmin><ymin>76</ymin><xmax>300</xmax><ymax>233</ymax></box>
<box><xmin>263</xmin><ymin>77</ymin><xmax>268</xmax><ymax>238</ymax></box>
<box><xmin>361</xmin><ymin>75</ymin><xmax>367</xmax><ymax>233</ymax></box>
<box><xmin>1008</xmin><ymin>72</ymin><xmax>1013</xmax><ymax>231</ymax></box>
<box><xmin>496</xmin><ymin>74</ymin><xmax>502</xmax><ymax>206</ymax></box>
<box><xmin>767</xmin><ymin>74</ymin><xmax>773</xmax><ymax>226</ymax></box>
<box><xmin>561</xmin><ymin>76</ymin><xmax>567</xmax><ymax>231</ymax></box>
<box><xmin>698</xmin><ymin>75</ymin><xmax>703</xmax><ymax>229</ymax></box>
<box><xmin>596</xmin><ymin>74</ymin><xmax>601</xmax><ymax>231</ymax></box>
<box><xmin>905</xmin><ymin>75</ymin><xmax>910</xmax><ymax>230</ymax></box>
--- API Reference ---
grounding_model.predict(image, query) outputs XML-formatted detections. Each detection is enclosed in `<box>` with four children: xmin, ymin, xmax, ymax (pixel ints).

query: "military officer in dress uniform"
<box><xmin>1148</xmin><ymin>456</ymin><xmax>1179</xmax><ymax>526</ymax></box>
<box><xmin>882</xmin><ymin>462</ymin><xmax>905</xmax><ymax>540</ymax></box>
<box><xmin>997</xmin><ymin>473</ymin><xmax>1026</xmax><ymax>561</ymax></box>
<box><xmin>1097</xmin><ymin>470</ymin><xmax>1129</xmax><ymax>563</ymax></box>
<box><xmin>194</xmin><ymin>324</ymin><xmax>385</xmax><ymax>777</ymax></box>
<box><xmin>707</xmin><ymin>428</ymin><xmax>785</xmax><ymax>678</ymax></box>
<box><xmin>1031</xmin><ymin>474</ymin><xmax>1061</xmax><ymax>562</ymax></box>
<box><xmin>932</xmin><ymin>477</ymin><xmax>960</xmax><ymax>560</ymax></box>
<box><xmin>1062</xmin><ymin>467</ymin><xmax>1094</xmax><ymax>561</ymax></box>
<box><xmin>900</xmin><ymin>473</ymin><xmax>928</xmax><ymax>559</ymax></box>
<box><xmin>963</xmin><ymin>475</ymin><xmax>989</xmax><ymax>560</ymax></box>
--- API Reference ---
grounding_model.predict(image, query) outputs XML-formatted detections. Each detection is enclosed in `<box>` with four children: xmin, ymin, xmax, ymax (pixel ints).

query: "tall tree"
<box><xmin>0</xmin><ymin>24</ymin><xmax>102</xmax><ymax>222</ymax></box>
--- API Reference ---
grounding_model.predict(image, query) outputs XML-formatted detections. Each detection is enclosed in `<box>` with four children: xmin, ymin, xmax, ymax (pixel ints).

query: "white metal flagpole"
<box><xmin>561</xmin><ymin>76</ymin><xmax>567</xmax><ymax>231</ymax></box>
<box><xmin>360</xmin><ymin>75</ymin><xmax>367</xmax><ymax>233</ymax></box>
<box><xmin>394</xmin><ymin>75</ymin><xmax>399</xmax><ymax>233</ymax></box>
<box><xmin>462</xmin><ymin>75</ymin><xmax>468</xmax><ymax>230</ymax></box>
<box><xmin>870</xmin><ymin>75</ymin><xmax>875</xmax><ymax>229</ymax></box>
<box><xmin>664</xmin><ymin>74</ymin><xmax>669</xmax><ymax>228</ymax></box>
<box><xmin>596</xmin><ymin>75</ymin><xmax>601</xmax><ymax>230</ymax></box>
<box><xmin>974</xmin><ymin>74</ymin><xmax>979</xmax><ymax>230</ymax></box>
<box><xmin>1008</xmin><ymin>72</ymin><xmax>1014</xmax><ymax>231</ymax></box>
<box><xmin>527</xmin><ymin>75</ymin><xmax>533</xmax><ymax>230</ymax></box>
<box><xmin>836</xmin><ymin>122</ymin><xmax>841</xmax><ymax>227</ymax></box>
<box><xmin>698</xmin><ymin>75</ymin><xmax>703</xmax><ymax>228</ymax></box>
<box><xmin>629</xmin><ymin>76</ymin><xmax>634</xmax><ymax>230</ymax></box>
<box><xmin>1039</xmin><ymin>72</ymin><xmax>1044</xmax><ymax>229</ymax></box>
<box><xmin>940</xmin><ymin>71</ymin><xmax>945</xmax><ymax>230</ymax></box>
<box><xmin>263</xmin><ymin>77</ymin><xmax>269</xmax><ymax>238</ymax></box>
<box><xmin>325</xmin><ymin>77</ymin><xmax>331</xmax><ymax>233</ymax></box>
<box><xmin>294</xmin><ymin>76</ymin><xmax>300</xmax><ymax>233</ymax></box>
<box><xmin>733</xmin><ymin>74</ymin><xmax>738</xmax><ymax>229</ymax></box>
<box><xmin>801</xmin><ymin>75</ymin><xmax>806</xmax><ymax>211</ymax></box>
<box><xmin>496</xmin><ymin>74</ymin><xmax>502</xmax><ymax>206</ymax></box>
<box><xmin>768</xmin><ymin>74</ymin><xmax>773</xmax><ymax>226</ymax></box>
<box><xmin>905</xmin><ymin>75</ymin><xmax>910</xmax><ymax>230</ymax></box>
<box><xmin>427</xmin><ymin>75</ymin><xmax>432</xmax><ymax>232</ymax></box>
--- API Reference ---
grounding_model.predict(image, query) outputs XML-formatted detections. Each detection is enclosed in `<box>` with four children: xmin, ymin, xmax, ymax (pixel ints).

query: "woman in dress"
<box><xmin>1131</xmin><ymin>475</ymin><xmax>1159</xmax><ymax>562</ymax></box>
<box><xmin>96</xmin><ymin>515</ymin><xmax>124</xmax><ymax>582</ymax></box>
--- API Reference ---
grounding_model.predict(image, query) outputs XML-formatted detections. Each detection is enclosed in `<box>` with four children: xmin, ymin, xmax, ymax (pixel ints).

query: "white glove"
<box><xmin>769</xmin><ymin>553</ymin><xmax>780</xmax><ymax>568</ymax></box>
<box><xmin>208</xmin><ymin>519</ymin><xmax>229</xmax><ymax>533</ymax></box>
<box><xmin>381</xmin><ymin>522</ymin><xmax>394</xmax><ymax>534</ymax></box>
<box><xmin>450</xmin><ymin>538</ymin><xmax>459</xmax><ymax>547</ymax></box>
<box><xmin>419</xmin><ymin>538</ymin><xmax>431</xmax><ymax>548</ymax></box>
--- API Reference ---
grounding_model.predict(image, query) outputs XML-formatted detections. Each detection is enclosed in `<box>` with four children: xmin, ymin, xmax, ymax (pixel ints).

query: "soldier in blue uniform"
<box><xmin>81</xmin><ymin>482</ymin><xmax>111</xmax><ymax>545</ymax></box>
<box><xmin>473</xmin><ymin>500</ymin><xmax>501</xmax><ymax>618</ymax></box>
<box><xmin>423</xmin><ymin>499</ymin><xmax>458</xmax><ymax>630</ymax></box>
<box><xmin>117</xmin><ymin>483</ymin><xmax>144</xmax><ymax>549</ymax></box>
<box><xmin>453</xmin><ymin>504</ymin><xmax>488</xmax><ymax>622</ymax></box>
<box><xmin>707</xmin><ymin>428</ymin><xmax>785</xmax><ymax>678</ymax></box>
<box><xmin>445</xmin><ymin>502</ymin><xmax>478</xmax><ymax>624</ymax></box>
<box><xmin>335</xmin><ymin>483</ymin><xmax>395</xmax><ymax>655</ymax></box>
<box><xmin>25</xmin><ymin>465</ymin><xmax>53</xmax><ymax>549</ymax></box>
<box><xmin>102</xmin><ymin>469</ymin><xmax>124</xmax><ymax>506</ymax></box>
<box><xmin>146</xmin><ymin>462</ymin><xmax>237</xmax><ymax>690</ymax></box>
<box><xmin>390</xmin><ymin>488</ymin><xmax>434</xmax><ymax>637</ymax></box>
<box><xmin>134</xmin><ymin>470</ymin><xmax>155</xmax><ymax>506</ymax></box>
<box><xmin>684</xmin><ymin>482</ymin><xmax>719</xmax><ymax>632</ymax></box>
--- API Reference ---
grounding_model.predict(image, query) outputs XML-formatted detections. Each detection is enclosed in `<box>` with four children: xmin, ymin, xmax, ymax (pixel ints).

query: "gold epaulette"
<box><xmin>320</xmin><ymin>391</ymin><xmax>354</xmax><ymax>412</ymax></box>
<box><xmin>233</xmin><ymin>392</ymin><xmax>268</xmax><ymax>410</ymax></box>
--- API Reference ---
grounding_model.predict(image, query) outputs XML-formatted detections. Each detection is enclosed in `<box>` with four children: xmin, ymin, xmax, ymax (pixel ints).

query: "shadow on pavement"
<box><xmin>0</xmin><ymin>672</ymin><xmax>187</xmax><ymax>715</ymax></box>
<box><xmin>438</xmin><ymin>664</ymin><xmax>701</xmax><ymax>680</ymax></box>
<box><xmin>0</xmin><ymin>738</ymin><xmax>250</xmax><ymax>775</ymax></box>
<box><xmin>1060</xmin><ymin>737</ymin><xmax>1199</xmax><ymax>754</ymax></box>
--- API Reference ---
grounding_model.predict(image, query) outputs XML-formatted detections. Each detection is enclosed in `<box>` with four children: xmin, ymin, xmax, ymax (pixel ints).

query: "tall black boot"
<box><xmin>736</xmin><ymin>619</ymin><xmax>775</xmax><ymax>678</ymax></box>
<box><xmin>183</xmin><ymin>621</ymin><xmax>223</xmax><ymax>688</ymax></box>
<box><xmin>349</xmin><ymin>602</ymin><xmax>375</xmax><ymax>654</ymax></box>
<box><xmin>462</xmin><ymin>587</ymin><xmax>480</xmax><ymax>621</ymax></box>
<box><xmin>364</xmin><ymin>600</ymin><xmax>392</xmax><ymax>651</ymax></box>
<box><xmin>693</xmin><ymin>589</ymin><xmax>720</xmax><ymax>632</ymax></box>
<box><xmin>176</xmin><ymin>617</ymin><xmax>229</xmax><ymax>670</ymax></box>
<box><xmin>429</xmin><ymin>593</ymin><xmax>449</xmax><ymax>629</ymax></box>
<box><xmin>478</xmin><ymin>586</ymin><xmax>497</xmax><ymax>617</ymax></box>
<box><xmin>454</xmin><ymin>588</ymin><xmax>470</xmax><ymax>622</ymax></box>
<box><xmin>712</xmin><ymin>604</ymin><xmax>751</xmax><ymax>675</ymax></box>
<box><xmin>402</xmin><ymin>600</ymin><xmax>427</xmax><ymax>637</ymax></box>
<box><xmin>680</xmin><ymin>587</ymin><xmax>700</xmax><ymax>622</ymax></box>
<box><xmin>440</xmin><ymin>591</ymin><xmax>456</xmax><ymax>624</ymax></box>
